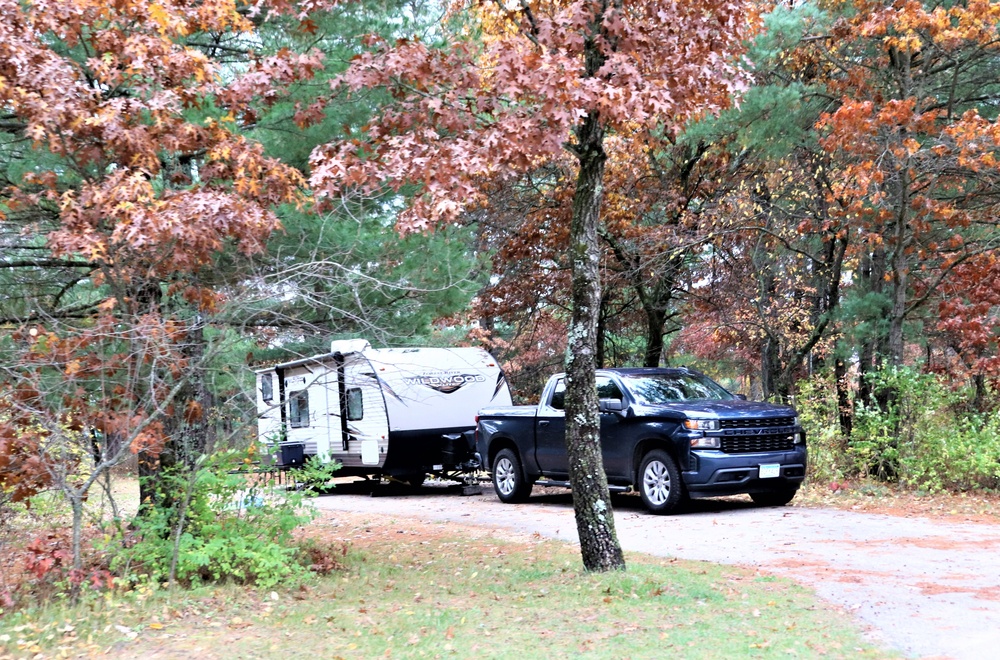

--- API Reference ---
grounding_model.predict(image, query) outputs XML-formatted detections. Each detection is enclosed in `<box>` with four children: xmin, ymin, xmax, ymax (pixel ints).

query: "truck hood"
<box><xmin>635</xmin><ymin>400</ymin><xmax>797</xmax><ymax>419</ymax></box>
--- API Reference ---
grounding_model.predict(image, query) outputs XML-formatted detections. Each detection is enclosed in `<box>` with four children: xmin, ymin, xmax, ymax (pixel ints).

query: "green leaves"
<box><xmin>114</xmin><ymin>449</ymin><xmax>317</xmax><ymax>589</ymax></box>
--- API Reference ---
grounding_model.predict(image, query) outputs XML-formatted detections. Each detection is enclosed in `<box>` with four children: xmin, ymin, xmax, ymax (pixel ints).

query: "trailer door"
<box><xmin>256</xmin><ymin>370</ymin><xmax>282</xmax><ymax>449</ymax></box>
<box><xmin>343</xmin><ymin>356</ymin><xmax>389</xmax><ymax>466</ymax></box>
<box><xmin>282</xmin><ymin>366</ymin><xmax>337</xmax><ymax>463</ymax></box>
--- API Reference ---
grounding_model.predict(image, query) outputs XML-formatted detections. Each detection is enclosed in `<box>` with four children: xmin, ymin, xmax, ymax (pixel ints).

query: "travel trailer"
<box><xmin>255</xmin><ymin>340</ymin><xmax>511</xmax><ymax>482</ymax></box>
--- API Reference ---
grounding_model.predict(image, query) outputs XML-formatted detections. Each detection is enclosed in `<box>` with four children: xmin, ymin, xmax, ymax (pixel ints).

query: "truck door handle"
<box><xmin>538</xmin><ymin>420</ymin><xmax>550</xmax><ymax>427</ymax></box>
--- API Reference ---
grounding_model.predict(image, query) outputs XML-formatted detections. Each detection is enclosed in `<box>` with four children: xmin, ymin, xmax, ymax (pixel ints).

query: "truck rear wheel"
<box><xmin>638</xmin><ymin>449</ymin><xmax>684</xmax><ymax>515</ymax></box>
<box><xmin>492</xmin><ymin>448</ymin><xmax>532</xmax><ymax>503</ymax></box>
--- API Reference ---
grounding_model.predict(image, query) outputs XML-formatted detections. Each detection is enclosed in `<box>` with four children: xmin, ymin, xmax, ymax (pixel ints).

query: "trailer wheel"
<box><xmin>492</xmin><ymin>448</ymin><xmax>532</xmax><ymax>503</ymax></box>
<box><xmin>396</xmin><ymin>472</ymin><xmax>426</xmax><ymax>488</ymax></box>
<box><xmin>638</xmin><ymin>449</ymin><xmax>684</xmax><ymax>515</ymax></box>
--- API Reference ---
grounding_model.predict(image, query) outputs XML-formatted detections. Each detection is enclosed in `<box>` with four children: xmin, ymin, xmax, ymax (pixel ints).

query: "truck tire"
<box><xmin>638</xmin><ymin>449</ymin><xmax>684</xmax><ymax>515</ymax></box>
<box><xmin>750</xmin><ymin>489</ymin><xmax>797</xmax><ymax>507</ymax></box>
<box><xmin>492</xmin><ymin>448</ymin><xmax>532</xmax><ymax>503</ymax></box>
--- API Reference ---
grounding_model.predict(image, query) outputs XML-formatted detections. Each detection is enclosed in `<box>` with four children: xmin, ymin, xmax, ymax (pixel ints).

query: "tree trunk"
<box><xmin>138</xmin><ymin>320</ymin><xmax>214</xmax><ymax>523</ymax></box>
<box><xmin>69</xmin><ymin>495</ymin><xmax>84</xmax><ymax>603</ymax></box>
<box><xmin>643</xmin><ymin>307</ymin><xmax>666</xmax><ymax>368</ymax></box>
<box><xmin>973</xmin><ymin>372</ymin><xmax>986</xmax><ymax>413</ymax></box>
<box><xmin>856</xmin><ymin>247</ymin><xmax>888</xmax><ymax>408</ymax></box>
<box><xmin>886</xmin><ymin>182</ymin><xmax>909</xmax><ymax>369</ymax></box>
<box><xmin>761</xmin><ymin>334</ymin><xmax>783</xmax><ymax>402</ymax></box>
<box><xmin>564</xmin><ymin>106</ymin><xmax>625</xmax><ymax>572</ymax></box>
<box><xmin>835</xmin><ymin>357</ymin><xmax>853</xmax><ymax>442</ymax></box>
<box><xmin>596</xmin><ymin>292</ymin><xmax>607</xmax><ymax>369</ymax></box>
<box><xmin>596</xmin><ymin>215</ymin><xmax>680</xmax><ymax>370</ymax></box>
<box><xmin>560</xmin><ymin>0</ymin><xmax>625</xmax><ymax>572</ymax></box>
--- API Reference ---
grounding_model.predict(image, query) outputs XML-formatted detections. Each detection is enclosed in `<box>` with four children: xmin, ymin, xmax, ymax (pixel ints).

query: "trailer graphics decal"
<box><xmin>402</xmin><ymin>372</ymin><xmax>486</xmax><ymax>394</ymax></box>
<box><xmin>494</xmin><ymin>372</ymin><xmax>508</xmax><ymax>399</ymax></box>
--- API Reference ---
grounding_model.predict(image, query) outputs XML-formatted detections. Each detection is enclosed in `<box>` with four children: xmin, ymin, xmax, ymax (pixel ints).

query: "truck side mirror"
<box><xmin>599</xmin><ymin>398</ymin><xmax>624</xmax><ymax>413</ymax></box>
<box><xmin>734</xmin><ymin>394</ymin><xmax>748</xmax><ymax>401</ymax></box>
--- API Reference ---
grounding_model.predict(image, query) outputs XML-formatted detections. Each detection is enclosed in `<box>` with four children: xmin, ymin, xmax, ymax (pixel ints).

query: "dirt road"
<box><xmin>313</xmin><ymin>482</ymin><xmax>1000</xmax><ymax>660</ymax></box>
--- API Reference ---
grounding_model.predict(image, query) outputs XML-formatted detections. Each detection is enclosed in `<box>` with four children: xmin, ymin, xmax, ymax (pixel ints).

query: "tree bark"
<box><xmin>138</xmin><ymin>320</ymin><xmax>214</xmax><ymax>523</ymax></box>
<box><xmin>643</xmin><ymin>308</ymin><xmax>666</xmax><ymax>368</ymax></box>
<box><xmin>560</xmin><ymin>1</ymin><xmax>625</xmax><ymax>571</ymax></box>
<box><xmin>835</xmin><ymin>357</ymin><xmax>853</xmax><ymax>441</ymax></box>
<box><xmin>856</xmin><ymin>247</ymin><xmax>888</xmax><ymax>408</ymax></box>
<box><xmin>564</xmin><ymin>106</ymin><xmax>625</xmax><ymax>572</ymax></box>
<box><xmin>761</xmin><ymin>334</ymin><xmax>782</xmax><ymax>401</ymax></box>
<box><xmin>886</xmin><ymin>169</ymin><xmax>910</xmax><ymax>370</ymax></box>
<box><xmin>596</xmin><ymin>292</ymin><xmax>607</xmax><ymax>369</ymax></box>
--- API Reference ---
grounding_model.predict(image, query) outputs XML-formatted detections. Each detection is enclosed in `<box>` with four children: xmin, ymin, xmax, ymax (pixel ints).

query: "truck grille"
<box><xmin>721</xmin><ymin>434</ymin><xmax>796</xmax><ymax>454</ymax></box>
<box><xmin>719</xmin><ymin>416</ymin><xmax>795</xmax><ymax>429</ymax></box>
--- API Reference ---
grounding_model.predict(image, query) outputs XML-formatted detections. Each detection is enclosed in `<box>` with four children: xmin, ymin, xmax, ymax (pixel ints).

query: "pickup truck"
<box><xmin>475</xmin><ymin>367</ymin><xmax>806</xmax><ymax>514</ymax></box>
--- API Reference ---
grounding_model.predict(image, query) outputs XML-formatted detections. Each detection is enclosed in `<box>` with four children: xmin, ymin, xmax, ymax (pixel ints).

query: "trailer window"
<box><xmin>346</xmin><ymin>387</ymin><xmax>364</xmax><ymax>421</ymax></box>
<box><xmin>260</xmin><ymin>374</ymin><xmax>273</xmax><ymax>402</ymax></box>
<box><xmin>289</xmin><ymin>391</ymin><xmax>309</xmax><ymax>428</ymax></box>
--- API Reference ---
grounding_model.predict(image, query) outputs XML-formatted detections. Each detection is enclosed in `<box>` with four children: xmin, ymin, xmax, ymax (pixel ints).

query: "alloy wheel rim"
<box><xmin>643</xmin><ymin>460</ymin><xmax>670</xmax><ymax>505</ymax></box>
<box><xmin>496</xmin><ymin>457</ymin><xmax>515</xmax><ymax>495</ymax></box>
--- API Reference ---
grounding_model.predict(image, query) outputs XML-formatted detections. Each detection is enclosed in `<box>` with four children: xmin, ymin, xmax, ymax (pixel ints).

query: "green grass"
<box><xmin>0</xmin><ymin>518</ymin><xmax>895</xmax><ymax>659</ymax></box>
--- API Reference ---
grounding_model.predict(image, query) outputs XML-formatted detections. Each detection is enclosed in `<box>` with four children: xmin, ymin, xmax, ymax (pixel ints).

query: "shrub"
<box><xmin>916</xmin><ymin>411</ymin><xmax>1000</xmax><ymax>491</ymax></box>
<box><xmin>111</xmin><ymin>449</ymin><xmax>319</xmax><ymax>588</ymax></box>
<box><xmin>848</xmin><ymin>366</ymin><xmax>957</xmax><ymax>487</ymax></box>
<box><xmin>794</xmin><ymin>373</ymin><xmax>851</xmax><ymax>483</ymax></box>
<box><xmin>798</xmin><ymin>366</ymin><xmax>1000</xmax><ymax>492</ymax></box>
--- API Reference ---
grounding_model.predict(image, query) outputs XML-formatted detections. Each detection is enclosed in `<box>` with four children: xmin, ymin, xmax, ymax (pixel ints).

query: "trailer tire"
<box><xmin>492</xmin><ymin>448</ymin><xmax>532</xmax><ymax>503</ymax></box>
<box><xmin>638</xmin><ymin>449</ymin><xmax>684</xmax><ymax>515</ymax></box>
<box><xmin>396</xmin><ymin>472</ymin><xmax>426</xmax><ymax>488</ymax></box>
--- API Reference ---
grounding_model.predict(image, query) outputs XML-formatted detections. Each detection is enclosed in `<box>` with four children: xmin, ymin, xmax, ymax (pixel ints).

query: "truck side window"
<box><xmin>549</xmin><ymin>379</ymin><xmax>566</xmax><ymax>410</ymax></box>
<box><xmin>596</xmin><ymin>377</ymin><xmax>623</xmax><ymax>401</ymax></box>
<box><xmin>289</xmin><ymin>391</ymin><xmax>309</xmax><ymax>428</ymax></box>
<box><xmin>260</xmin><ymin>373</ymin><xmax>273</xmax><ymax>402</ymax></box>
<box><xmin>346</xmin><ymin>387</ymin><xmax>364</xmax><ymax>421</ymax></box>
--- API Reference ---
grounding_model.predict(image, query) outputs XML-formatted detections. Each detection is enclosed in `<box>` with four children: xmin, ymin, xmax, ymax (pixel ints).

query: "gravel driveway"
<box><xmin>312</xmin><ymin>482</ymin><xmax>1000</xmax><ymax>660</ymax></box>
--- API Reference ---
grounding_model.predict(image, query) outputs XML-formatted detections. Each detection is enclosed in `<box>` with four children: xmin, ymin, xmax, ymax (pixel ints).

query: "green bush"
<box><xmin>922</xmin><ymin>411</ymin><xmax>1000</xmax><ymax>490</ymax></box>
<box><xmin>848</xmin><ymin>366</ymin><xmax>955</xmax><ymax>487</ymax></box>
<box><xmin>797</xmin><ymin>366</ymin><xmax>1000</xmax><ymax>492</ymax></box>
<box><xmin>794</xmin><ymin>373</ymin><xmax>851</xmax><ymax>483</ymax></box>
<box><xmin>111</xmin><ymin>450</ymin><xmax>318</xmax><ymax>588</ymax></box>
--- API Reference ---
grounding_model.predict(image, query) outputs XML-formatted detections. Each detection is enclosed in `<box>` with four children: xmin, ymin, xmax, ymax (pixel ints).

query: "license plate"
<box><xmin>759</xmin><ymin>463</ymin><xmax>781</xmax><ymax>479</ymax></box>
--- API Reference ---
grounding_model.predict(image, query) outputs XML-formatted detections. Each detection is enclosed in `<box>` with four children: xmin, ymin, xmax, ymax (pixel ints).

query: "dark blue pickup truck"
<box><xmin>475</xmin><ymin>367</ymin><xmax>806</xmax><ymax>514</ymax></box>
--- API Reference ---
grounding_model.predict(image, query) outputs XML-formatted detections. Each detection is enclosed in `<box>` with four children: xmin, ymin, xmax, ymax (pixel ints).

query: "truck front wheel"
<box><xmin>492</xmin><ymin>448</ymin><xmax>532</xmax><ymax>503</ymax></box>
<box><xmin>638</xmin><ymin>449</ymin><xmax>684</xmax><ymax>515</ymax></box>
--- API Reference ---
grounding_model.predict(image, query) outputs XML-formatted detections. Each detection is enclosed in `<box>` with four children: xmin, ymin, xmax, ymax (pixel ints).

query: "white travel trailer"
<box><xmin>255</xmin><ymin>340</ymin><xmax>512</xmax><ymax>481</ymax></box>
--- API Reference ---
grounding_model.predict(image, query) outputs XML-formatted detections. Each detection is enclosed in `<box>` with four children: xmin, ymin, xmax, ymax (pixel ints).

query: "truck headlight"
<box><xmin>690</xmin><ymin>436</ymin><xmax>721</xmax><ymax>449</ymax></box>
<box><xmin>684</xmin><ymin>419</ymin><xmax>719</xmax><ymax>431</ymax></box>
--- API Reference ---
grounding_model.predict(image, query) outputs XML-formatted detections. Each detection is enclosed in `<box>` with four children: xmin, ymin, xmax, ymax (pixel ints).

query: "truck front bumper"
<box><xmin>682</xmin><ymin>445</ymin><xmax>807</xmax><ymax>498</ymax></box>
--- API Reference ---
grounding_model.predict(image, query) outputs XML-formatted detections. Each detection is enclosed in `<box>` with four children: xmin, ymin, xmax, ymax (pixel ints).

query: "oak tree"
<box><xmin>816</xmin><ymin>0</ymin><xmax>1000</xmax><ymax>407</ymax></box>
<box><xmin>0</xmin><ymin>0</ymin><xmax>306</xmax><ymax>550</ymax></box>
<box><xmin>310</xmin><ymin>0</ymin><xmax>754</xmax><ymax>570</ymax></box>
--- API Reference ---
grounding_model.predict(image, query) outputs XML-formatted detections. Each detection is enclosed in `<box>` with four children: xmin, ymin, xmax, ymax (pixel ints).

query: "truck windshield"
<box><xmin>623</xmin><ymin>373</ymin><xmax>735</xmax><ymax>403</ymax></box>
